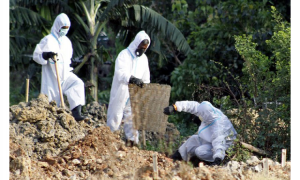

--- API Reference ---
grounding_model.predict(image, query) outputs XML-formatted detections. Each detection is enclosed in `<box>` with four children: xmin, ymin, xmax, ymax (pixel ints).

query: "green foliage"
<box><xmin>167</xmin><ymin>113</ymin><xmax>198</xmax><ymax>137</ymax></box>
<box><xmin>234</xmin><ymin>34</ymin><xmax>273</xmax><ymax>98</ymax></box>
<box><xmin>145</xmin><ymin>139</ymin><xmax>176</xmax><ymax>156</ymax></box>
<box><xmin>266</xmin><ymin>6</ymin><xmax>290</xmax><ymax>96</ymax></box>
<box><xmin>98</xmin><ymin>90</ymin><xmax>110</xmax><ymax>105</ymax></box>
<box><xmin>226</xmin><ymin>139</ymin><xmax>251</xmax><ymax>162</ymax></box>
<box><xmin>232</xmin><ymin>6</ymin><xmax>290</xmax><ymax>161</ymax></box>
<box><xmin>10</xmin><ymin>83</ymin><xmax>26</xmax><ymax>106</ymax></box>
<box><xmin>9</xmin><ymin>69</ymin><xmax>40</xmax><ymax>106</ymax></box>
<box><xmin>170</xmin><ymin>0</ymin><xmax>274</xmax><ymax>102</ymax></box>
<box><xmin>172</xmin><ymin>0</ymin><xmax>188</xmax><ymax>13</ymax></box>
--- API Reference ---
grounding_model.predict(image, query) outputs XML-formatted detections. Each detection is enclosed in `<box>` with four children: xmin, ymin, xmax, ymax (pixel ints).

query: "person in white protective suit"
<box><xmin>163</xmin><ymin>101</ymin><xmax>237</xmax><ymax>166</ymax></box>
<box><xmin>33</xmin><ymin>13</ymin><xmax>88</xmax><ymax>121</ymax></box>
<box><xmin>107</xmin><ymin>30</ymin><xmax>151</xmax><ymax>147</ymax></box>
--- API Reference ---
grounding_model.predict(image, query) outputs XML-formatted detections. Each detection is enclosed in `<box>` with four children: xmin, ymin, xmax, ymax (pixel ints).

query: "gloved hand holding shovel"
<box><xmin>43</xmin><ymin>52</ymin><xmax>65</xmax><ymax>108</ymax></box>
<box><xmin>42</xmin><ymin>52</ymin><xmax>58</xmax><ymax>61</ymax></box>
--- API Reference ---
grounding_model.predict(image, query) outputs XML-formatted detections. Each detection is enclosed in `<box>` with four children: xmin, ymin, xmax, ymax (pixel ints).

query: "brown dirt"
<box><xmin>10</xmin><ymin>125</ymin><xmax>291</xmax><ymax>180</ymax></box>
<box><xmin>9</xmin><ymin>95</ymin><xmax>291</xmax><ymax>180</ymax></box>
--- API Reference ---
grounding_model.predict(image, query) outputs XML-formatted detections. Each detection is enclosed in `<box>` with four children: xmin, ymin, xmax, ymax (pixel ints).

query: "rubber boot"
<box><xmin>125</xmin><ymin>139</ymin><xmax>138</xmax><ymax>148</ymax></box>
<box><xmin>125</xmin><ymin>140</ymin><xmax>134</xmax><ymax>147</ymax></box>
<box><xmin>72</xmin><ymin>105</ymin><xmax>88</xmax><ymax>121</ymax></box>
<box><xmin>189</xmin><ymin>156</ymin><xmax>201</xmax><ymax>167</ymax></box>
<box><xmin>171</xmin><ymin>150</ymin><xmax>183</xmax><ymax>161</ymax></box>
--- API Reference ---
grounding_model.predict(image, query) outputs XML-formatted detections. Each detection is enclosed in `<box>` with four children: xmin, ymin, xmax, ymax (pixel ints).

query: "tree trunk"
<box><xmin>89</xmin><ymin>56</ymin><xmax>98</xmax><ymax>102</ymax></box>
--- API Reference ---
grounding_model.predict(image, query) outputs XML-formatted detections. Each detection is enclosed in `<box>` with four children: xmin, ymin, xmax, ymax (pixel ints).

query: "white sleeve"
<box><xmin>114</xmin><ymin>51</ymin><xmax>132</xmax><ymax>84</ymax></box>
<box><xmin>175</xmin><ymin>101</ymin><xmax>200</xmax><ymax>115</ymax></box>
<box><xmin>32</xmin><ymin>38</ymin><xmax>48</xmax><ymax>65</ymax></box>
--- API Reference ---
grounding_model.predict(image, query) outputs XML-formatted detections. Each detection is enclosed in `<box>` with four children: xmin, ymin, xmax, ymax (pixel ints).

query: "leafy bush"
<box><xmin>233</xmin><ymin>6</ymin><xmax>290</xmax><ymax>161</ymax></box>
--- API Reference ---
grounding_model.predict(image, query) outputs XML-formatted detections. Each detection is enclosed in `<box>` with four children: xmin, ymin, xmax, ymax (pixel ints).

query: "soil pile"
<box><xmin>9</xmin><ymin>95</ymin><xmax>291</xmax><ymax>180</ymax></box>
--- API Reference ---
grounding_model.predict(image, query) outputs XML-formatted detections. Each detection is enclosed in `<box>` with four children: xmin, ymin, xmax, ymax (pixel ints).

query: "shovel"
<box><xmin>52</xmin><ymin>54</ymin><xmax>65</xmax><ymax>108</ymax></box>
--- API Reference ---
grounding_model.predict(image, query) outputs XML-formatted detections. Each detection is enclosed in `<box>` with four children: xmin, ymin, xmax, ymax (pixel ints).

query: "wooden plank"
<box><xmin>281</xmin><ymin>149</ymin><xmax>286</xmax><ymax>167</ymax></box>
<box><xmin>25</xmin><ymin>77</ymin><xmax>29</xmax><ymax>103</ymax></box>
<box><xmin>199</xmin><ymin>162</ymin><xmax>204</xmax><ymax>168</ymax></box>
<box><xmin>142</xmin><ymin>130</ymin><xmax>146</xmax><ymax>148</ymax></box>
<box><xmin>263</xmin><ymin>158</ymin><xmax>269</xmax><ymax>177</ymax></box>
<box><xmin>153</xmin><ymin>153</ymin><xmax>158</xmax><ymax>179</ymax></box>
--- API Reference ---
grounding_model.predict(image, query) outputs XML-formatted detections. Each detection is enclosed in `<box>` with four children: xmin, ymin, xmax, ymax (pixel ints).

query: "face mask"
<box><xmin>58</xmin><ymin>28</ymin><xmax>69</xmax><ymax>37</ymax></box>
<box><xmin>135</xmin><ymin>48</ymin><xmax>145</xmax><ymax>57</ymax></box>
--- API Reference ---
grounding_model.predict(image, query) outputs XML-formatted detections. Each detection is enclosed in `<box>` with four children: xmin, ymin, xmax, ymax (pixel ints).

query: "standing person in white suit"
<box><xmin>33</xmin><ymin>13</ymin><xmax>88</xmax><ymax>121</ymax></box>
<box><xmin>107</xmin><ymin>30</ymin><xmax>151</xmax><ymax>147</ymax></box>
<box><xmin>163</xmin><ymin>101</ymin><xmax>237</xmax><ymax>166</ymax></box>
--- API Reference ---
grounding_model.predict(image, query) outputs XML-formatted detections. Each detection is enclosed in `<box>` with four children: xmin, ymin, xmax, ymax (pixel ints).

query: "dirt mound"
<box><xmin>9</xmin><ymin>95</ymin><xmax>291</xmax><ymax>180</ymax></box>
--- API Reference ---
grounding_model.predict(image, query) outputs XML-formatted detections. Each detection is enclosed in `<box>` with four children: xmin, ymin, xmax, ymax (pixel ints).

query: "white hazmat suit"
<box><xmin>107</xmin><ymin>31</ymin><xmax>151</xmax><ymax>144</ymax></box>
<box><xmin>33</xmin><ymin>13</ymin><xmax>85</xmax><ymax>110</ymax></box>
<box><xmin>175</xmin><ymin>101</ymin><xmax>237</xmax><ymax>162</ymax></box>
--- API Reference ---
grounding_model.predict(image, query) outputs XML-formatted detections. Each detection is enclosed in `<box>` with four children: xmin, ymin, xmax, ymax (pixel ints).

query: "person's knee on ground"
<box><xmin>195</xmin><ymin>144</ymin><xmax>214</xmax><ymax>162</ymax></box>
<box><xmin>195</xmin><ymin>146</ymin><xmax>224</xmax><ymax>166</ymax></box>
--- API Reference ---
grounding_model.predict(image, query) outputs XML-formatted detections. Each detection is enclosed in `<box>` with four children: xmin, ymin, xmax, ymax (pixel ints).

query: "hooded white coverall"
<box><xmin>176</xmin><ymin>101</ymin><xmax>237</xmax><ymax>162</ymax></box>
<box><xmin>107</xmin><ymin>31</ymin><xmax>151</xmax><ymax>144</ymax></box>
<box><xmin>33</xmin><ymin>13</ymin><xmax>85</xmax><ymax>110</ymax></box>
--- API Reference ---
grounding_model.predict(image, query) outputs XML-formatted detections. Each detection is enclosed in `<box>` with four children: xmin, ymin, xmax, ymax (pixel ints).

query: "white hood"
<box><xmin>51</xmin><ymin>13</ymin><xmax>71</xmax><ymax>39</ymax></box>
<box><xmin>127</xmin><ymin>30</ymin><xmax>151</xmax><ymax>57</ymax></box>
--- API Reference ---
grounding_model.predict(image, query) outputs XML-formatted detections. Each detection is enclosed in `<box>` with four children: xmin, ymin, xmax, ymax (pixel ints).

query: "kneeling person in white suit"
<box><xmin>164</xmin><ymin>101</ymin><xmax>237</xmax><ymax>166</ymax></box>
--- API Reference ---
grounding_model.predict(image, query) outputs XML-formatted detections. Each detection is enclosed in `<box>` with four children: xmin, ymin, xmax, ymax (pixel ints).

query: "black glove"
<box><xmin>129</xmin><ymin>75</ymin><xmax>144</xmax><ymax>88</ymax></box>
<box><xmin>210</xmin><ymin>157</ymin><xmax>222</xmax><ymax>166</ymax></box>
<box><xmin>42</xmin><ymin>52</ymin><xmax>57</xmax><ymax>60</ymax></box>
<box><xmin>163</xmin><ymin>105</ymin><xmax>175</xmax><ymax>115</ymax></box>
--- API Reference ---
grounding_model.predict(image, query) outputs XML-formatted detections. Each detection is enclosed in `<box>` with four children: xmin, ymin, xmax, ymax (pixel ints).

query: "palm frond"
<box><xmin>99</xmin><ymin>0</ymin><xmax>137</xmax><ymax>21</ymax></box>
<box><xmin>72</xmin><ymin>39</ymin><xmax>89</xmax><ymax>59</ymax></box>
<box><xmin>39</xmin><ymin>5</ymin><xmax>52</xmax><ymax>21</ymax></box>
<box><xmin>69</xmin><ymin>26</ymin><xmax>90</xmax><ymax>58</ymax></box>
<box><xmin>10</xmin><ymin>6</ymin><xmax>49</xmax><ymax>29</ymax></box>
<box><xmin>10</xmin><ymin>29</ymin><xmax>43</xmax><ymax>64</ymax></box>
<box><xmin>125</xmin><ymin>5</ymin><xmax>191</xmax><ymax>56</ymax></box>
<box><xmin>73</xmin><ymin>13</ymin><xmax>91</xmax><ymax>34</ymax></box>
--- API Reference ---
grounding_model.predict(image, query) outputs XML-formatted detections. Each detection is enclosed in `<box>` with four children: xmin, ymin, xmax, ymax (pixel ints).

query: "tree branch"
<box><xmin>73</xmin><ymin>52</ymin><xmax>92</xmax><ymax>74</ymax></box>
<box><xmin>165</xmin><ymin>44</ymin><xmax>181</xmax><ymax>65</ymax></box>
<box><xmin>240</xmin><ymin>141</ymin><xmax>270</xmax><ymax>156</ymax></box>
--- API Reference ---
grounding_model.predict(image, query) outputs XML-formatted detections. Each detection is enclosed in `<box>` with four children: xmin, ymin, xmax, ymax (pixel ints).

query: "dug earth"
<box><xmin>9</xmin><ymin>94</ymin><xmax>290</xmax><ymax>180</ymax></box>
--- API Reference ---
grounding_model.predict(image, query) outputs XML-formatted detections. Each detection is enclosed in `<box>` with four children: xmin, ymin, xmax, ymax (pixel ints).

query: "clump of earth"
<box><xmin>9</xmin><ymin>94</ymin><xmax>291</xmax><ymax>180</ymax></box>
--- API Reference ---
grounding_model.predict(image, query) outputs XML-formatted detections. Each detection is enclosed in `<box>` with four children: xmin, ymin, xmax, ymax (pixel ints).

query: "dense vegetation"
<box><xmin>10</xmin><ymin>0</ymin><xmax>290</xmax><ymax>162</ymax></box>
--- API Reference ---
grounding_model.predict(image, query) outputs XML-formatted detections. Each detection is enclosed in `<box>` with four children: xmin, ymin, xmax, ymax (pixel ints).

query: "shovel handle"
<box><xmin>53</xmin><ymin>55</ymin><xmax>65</xmax><ymax>108</ymax></box>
